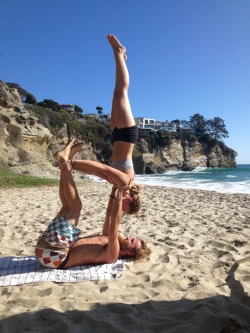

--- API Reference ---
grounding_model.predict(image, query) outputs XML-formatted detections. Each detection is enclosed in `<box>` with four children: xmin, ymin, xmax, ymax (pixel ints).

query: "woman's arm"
<box><xmin>102</xmin><ymin>186</ymin><xmax>117</xmax><ymax>237</ymax></box>
<box><xmin>105</xmin><ymin>186</ymin><xmax>124</xmax><ymax>262</ymax></box>
<box><xmin>72</xmin><ymin>160</ymin><xmax>130</xmax><ymax>185</ymax></box>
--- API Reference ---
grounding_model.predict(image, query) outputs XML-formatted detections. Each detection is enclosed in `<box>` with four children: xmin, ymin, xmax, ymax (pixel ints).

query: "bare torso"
<box><xmin>64</xmin><ymin>235</ymin><xmax>114</xmax><ymax>268</ymax></box>
<box><xmin>75</xmin><ymin>235</ymin><xmax>108</xmax><ymax>245</ymax></box>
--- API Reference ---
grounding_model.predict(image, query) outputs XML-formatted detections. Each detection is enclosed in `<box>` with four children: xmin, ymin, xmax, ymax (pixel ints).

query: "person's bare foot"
<box><xmin>106</xmin><ymin>34</ymin><xmax>127</xmax><ymax>60</ymax></box>
<box><xmin>54</xmin><ymin>139</ymin><xmax>75</xmax><ymax>164</ymax></box>
<box><xmin>69</xmin><ymin>142</ymin><xmax>84</xmax><ymax>160</ymax></box>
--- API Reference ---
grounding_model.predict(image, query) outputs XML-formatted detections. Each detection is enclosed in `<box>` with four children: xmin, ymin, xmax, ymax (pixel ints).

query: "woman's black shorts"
<box><xmin>112</xmin><ymin>125</ymin><xmax>138</xmax><ymax>144</ymax></box>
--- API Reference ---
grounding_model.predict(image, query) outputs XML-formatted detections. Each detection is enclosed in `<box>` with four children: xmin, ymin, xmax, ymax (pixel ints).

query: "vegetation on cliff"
<box><xmin>5</xmin><ymin>81</ymin><xmax>236</xmax><ymax>168</ymax></box>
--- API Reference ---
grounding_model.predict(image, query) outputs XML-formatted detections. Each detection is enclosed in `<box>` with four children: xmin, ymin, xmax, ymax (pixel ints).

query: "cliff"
<box><xmin>0</xmin><ymin>80</ymin><xmax>237</xmax><ymax>178</ymax></box>
<box><xmin>134</xmin><ymin>138</ymin><xmax>237</xmax><ymax>174</ymax></box>
<box><xmin>0</xmin><ymin>81</ymin><xmax>97</xmax><ymax>179</ymax></box>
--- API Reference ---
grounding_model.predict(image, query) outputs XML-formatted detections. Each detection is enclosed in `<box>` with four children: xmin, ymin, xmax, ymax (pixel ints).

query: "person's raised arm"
<box><xmin>105</xmin><ymin>186</ymin><xmax>125</xmax><ymax>262</ymax></box>
<box><xmin>102</xmin><ymin>186</ymin><xmax>117</xmax><ymax>236</ymax></box>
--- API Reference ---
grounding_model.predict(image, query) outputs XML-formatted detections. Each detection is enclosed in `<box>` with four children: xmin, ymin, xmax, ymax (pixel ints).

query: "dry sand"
<box><xmin>0</xmin><ymin>179</ymin><xmax>249</xmax><ymax>333</ymax></box>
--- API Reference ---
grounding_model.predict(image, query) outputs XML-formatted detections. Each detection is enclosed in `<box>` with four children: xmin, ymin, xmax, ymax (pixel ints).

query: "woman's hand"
<box><xmin>117</xmin><ymin>179</ymin><xmax>133</xmax><ymax>191</ymax></box>
<box><xmin>58</xmin><ymin>160</ymin><xmax>72</xmax><ymax>171</ymax></box>
<box><xmin>110</xmin><ymin>185</ymin><xmax>118</xmax><ymax>198</ymax></box>
<box><xmin>117</xmin><ymin>184</ymin><xmax>131</xmax><ymax>192</ymax></box>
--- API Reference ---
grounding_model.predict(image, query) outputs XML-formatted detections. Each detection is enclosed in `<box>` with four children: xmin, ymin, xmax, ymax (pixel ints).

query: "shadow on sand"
<box><xmin>0</xmin><ymin>263</ymin><xmax>249</xmax><ymax>333</ymax></box>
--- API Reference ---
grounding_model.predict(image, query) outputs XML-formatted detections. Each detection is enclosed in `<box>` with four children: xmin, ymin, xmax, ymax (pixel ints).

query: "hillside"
<box><xmin>0</xmin><ymin>80</ymin><xmax>237</xmax><ymax>178</ymax></box>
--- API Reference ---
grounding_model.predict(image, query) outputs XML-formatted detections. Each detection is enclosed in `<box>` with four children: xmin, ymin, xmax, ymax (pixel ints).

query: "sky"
<box><xmin>1</xmin><ymin>0</ymin><xmax>249</xmax><ymax>164</ymax></box>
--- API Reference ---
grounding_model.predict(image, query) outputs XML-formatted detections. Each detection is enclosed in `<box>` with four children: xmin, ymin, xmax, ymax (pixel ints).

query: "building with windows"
<box><xmin>155</xmin><ymin>121</ymin><xmax>177</xmax><ymax>132</ymax></box>
<box><xmin>134</xmin><ymin>117</ymin><xmax>156</xmax><ymax>130</ymax></box>
<box><xmin>135</xmin><ymin>117</ymin><xmax>177</xmax><ymax>132</ymax></box>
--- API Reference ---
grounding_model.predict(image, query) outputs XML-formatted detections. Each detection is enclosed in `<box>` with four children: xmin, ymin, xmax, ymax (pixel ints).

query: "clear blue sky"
<box><xmin>1</xmin><ymin>0</ymin><xmax>249</xmax><ymax>164</ymax></box>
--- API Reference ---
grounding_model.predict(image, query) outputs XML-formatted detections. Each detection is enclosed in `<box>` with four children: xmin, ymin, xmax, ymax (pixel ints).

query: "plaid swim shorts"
<box><xmin>35</xmin><ymin>216</ymin><xmax>81</xmax><ymax>269</ymax></box>
<box><xmin>44</xmin><ymin>216</ymin><xmax>81</xmax><ymax>248</ymax></box>
<box><xmin>35</xmin><ymin>247</ymin><xmax>68</xmax><ymax>269</ymax></box>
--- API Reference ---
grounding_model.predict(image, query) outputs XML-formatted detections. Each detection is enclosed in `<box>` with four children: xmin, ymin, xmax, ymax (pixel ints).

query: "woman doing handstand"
<box><xmin>70</xmin><ymin>34</ymin><xmax>141</xmax><ymax>214</ymax></box>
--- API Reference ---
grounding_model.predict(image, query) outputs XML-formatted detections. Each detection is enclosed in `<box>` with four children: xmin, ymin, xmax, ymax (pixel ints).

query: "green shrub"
<box><xmin>156</xmin><ymin>131</ymin><xmax>171</xmax><ymax>147</ymax></box>
<box><xmin>30</xmin><ymin>105</ymin><xmax>71</xmax><ymax>135</ymax></box>
<box><xmin>37</xmin><ymin>99</ymin><xmax>60</xmax><ymax>111</ymax></box>
<box><xmin>95</xmin><ymin>141</ymin><xmax>113</xmax><ymax>161</ymax></box>
<box><xmin>25</xmin><ymin>93</ymin><xmax>37</xmax><ymax>105</ymax></box>
<box><xmin>199</xmin><ymin>134</ymin><xmax>217</xmax><ymax>146</ymax></box>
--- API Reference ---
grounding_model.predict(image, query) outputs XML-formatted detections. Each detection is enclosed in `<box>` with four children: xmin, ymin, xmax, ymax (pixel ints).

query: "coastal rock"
<box><xmin>0</xmin><ymin>81</ymin><xmax>96</xmax><ymax>179</ymax></box>
<box><xmin>162</xmin><ymin>139</ymin><xmax>185</xmax><ymax>168</ymax></box>
<box><xmin>134</xmin><ymin>153</ymin><xmax>166</xmax><ymax>174</ymax></box>
<box><xmin>207</xmin><ymin>144</ymin><xmax>236</xmax><ymax>168</ymax></box>
<box><xmin>135</xmin><ymin>138</ymin><xmax>237</xmax><ymax>174</ymax></box>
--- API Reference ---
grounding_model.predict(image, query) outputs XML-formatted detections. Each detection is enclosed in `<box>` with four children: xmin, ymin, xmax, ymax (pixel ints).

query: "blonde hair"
<box><xmin>120</xmin><ymin>240</ymin><xmax>151</xmax><ymax>262</ymax></box>
<box><xmin>133</xmin><ymin>240</ymin><xmax>151</xmax><ymax>262</ymax></box>
<box><xmin>129</xmin><ymin>183</ymin><xmax>142</xmax><ymax>214</ymax></box>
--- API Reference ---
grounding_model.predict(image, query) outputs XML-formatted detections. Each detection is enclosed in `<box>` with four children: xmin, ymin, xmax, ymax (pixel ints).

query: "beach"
<box><xmin>0</xmin><ymin>180</ymin><xmax>249</xmax><ymax>332</ymax></box>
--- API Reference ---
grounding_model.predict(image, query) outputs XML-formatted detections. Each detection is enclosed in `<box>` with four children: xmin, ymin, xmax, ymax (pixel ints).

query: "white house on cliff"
<box><xmin>134</xmin><ymin>117</ymin><xmax>177</xmax><ymax>132</ymax></box>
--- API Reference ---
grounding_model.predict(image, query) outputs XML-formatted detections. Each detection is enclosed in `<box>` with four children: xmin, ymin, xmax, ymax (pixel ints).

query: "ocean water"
<box><xmin>135</xmin><ymin>164</ymin><xmax>250</xmax><ymax>194</ymax></box>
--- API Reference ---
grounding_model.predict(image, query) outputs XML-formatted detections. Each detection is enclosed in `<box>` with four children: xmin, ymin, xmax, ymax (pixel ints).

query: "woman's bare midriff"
<box><xmin>112</xmin><ymin>141</ymin><xmax>134</xmax><ymax>162</ymax></box>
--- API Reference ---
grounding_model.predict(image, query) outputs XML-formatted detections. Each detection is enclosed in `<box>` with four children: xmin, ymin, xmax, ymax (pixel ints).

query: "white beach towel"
<box><xmin>0</xmin><ymin>255</ymin><xmax>130</xmax><ymax>286</ymax></box>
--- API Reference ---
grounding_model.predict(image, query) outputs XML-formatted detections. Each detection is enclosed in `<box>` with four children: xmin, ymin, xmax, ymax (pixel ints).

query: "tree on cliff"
<box><xmin>187</xmin><ymin>113</ymin><xmax>229</xmax><ymax>141</ymax></box>
<box><xmin>96</xmin><ymin>106</ymin><xmax>103</xmax><ymax>116</ymax></box>
<box><xmin>188</xmin><ymin>113</ymin><xmax>207</xmax><ymax>136</ymax></box>
<box><xmin>206</xmin><ymin>117</ymin><xmax>229</xmax><ymax>140</ymax></box>
<box><xmin>25</xmin><ymin>92</ymin><xmax>37</xmax><ymax>105</ymax></box>
<box><xmin>74</xmin><ymin>105</ymin><xmax>84</xmax><ymax>116</ymax></box>
<box><xmin>37</xmin><ymin>99</ymin><xmax>60</xmax><ymax>111</ymax></box>
<box><xmin>6</xmin><ymin>82</ymin><xmax>28</xmax><ymax>101</ymax></box>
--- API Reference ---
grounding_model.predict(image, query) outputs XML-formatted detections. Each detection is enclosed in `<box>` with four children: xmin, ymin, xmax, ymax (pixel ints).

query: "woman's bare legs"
<box><xmin>54</xmin><ymin>140</ymin><xmax>83</xmax><ymax>226</ymax></box>
<box><xmin>107</xmin><ymin>34</ymin><xmax>135</xmax><ymax>130</ymax></box>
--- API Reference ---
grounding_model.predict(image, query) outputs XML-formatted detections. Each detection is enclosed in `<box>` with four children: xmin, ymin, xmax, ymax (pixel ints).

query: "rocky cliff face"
<box><xmin>134</xmin><ymin>138</ymin><xmax>237</xmax><ymax>174</ymax></box>
<box><xmin>0</xmin><ymin>80</ymin><xmax>237</xmax><ymax>177</ymax></box>
<box><xmin>0</xmin><ymin>81</ymin><xmax>96</xmax><ymax>179</ymax></box>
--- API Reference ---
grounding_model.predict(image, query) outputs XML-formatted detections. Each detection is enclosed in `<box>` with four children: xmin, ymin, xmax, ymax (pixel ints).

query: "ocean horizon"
<box><xmin>135</xmin><ymin>164</ymin><xmax>250</xmax><ymax>195</ymax></box>
<box><xmin>88</xmin><ymin>164</ymin><xmax>250</xmax><ymax>195</ymax></box>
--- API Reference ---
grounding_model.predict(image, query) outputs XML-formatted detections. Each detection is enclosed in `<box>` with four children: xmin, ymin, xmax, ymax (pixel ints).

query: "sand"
<box><xmin>0</xmin><ymin>179</ymin><xmax>249</xmax><ymax>333</ymax></box>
